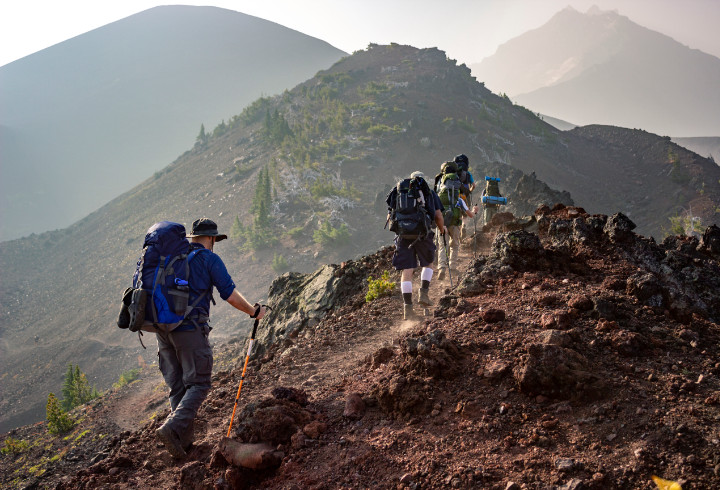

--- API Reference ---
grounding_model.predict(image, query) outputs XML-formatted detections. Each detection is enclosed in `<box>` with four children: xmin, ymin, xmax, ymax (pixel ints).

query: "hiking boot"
<box><xmin>403</xmin><ymin>303</ymin><xmax>417</xmax><ymax>320</ymax></box>
<box><xmin>179</xmin><ymin>420</ymin><xmax>194</xmax><ymax>451</ymax></box>
<box><xmin>156</xmin><ymin>423</ymin><xmax>187</xmax><ymax>459</ymax></box>
<box><xmin>438</xmin><ymin>269</ymin><xmax>446</xmax><ymax>280</ymax></box>
<box><xmin>418</xmin><ymin>288</ymin><xmax>433</xmax><ymax>306</ymax></box>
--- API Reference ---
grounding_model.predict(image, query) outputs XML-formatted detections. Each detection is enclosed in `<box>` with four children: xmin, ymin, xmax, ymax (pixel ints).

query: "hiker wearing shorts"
<box><xmin>155</xmin><ymin>218</ymin><xmax>267</xmax><ymax>459</ymax></box>
<box><xmin>386</xmin><ymin>171</ymin><xmax>445</xmax><ymax>320</ymax></box>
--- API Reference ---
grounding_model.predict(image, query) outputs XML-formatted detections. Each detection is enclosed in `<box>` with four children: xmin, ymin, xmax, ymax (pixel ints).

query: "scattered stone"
<box><xmin>218</xmin><ymin>438</ymin><xmax>284</xmax><ymax>470</ymax></box>
<box><xmin>343</xmin><ymin>393</ymin><xmax>366</xmax><ymax>420</ymax></box>
<box><xmin>555</xmin><ymin>457</ymin><xmax>574</xmax><ymax>471</ymax></box>
<box><xmin>303</xmin><ymin>421</ymin><xmax>327</xmax><ymax>439</ymax></box>
<box><xmin>482</xmin><ymin>308</ymin><xmax>506</xmax><ymax>323</ymax></box>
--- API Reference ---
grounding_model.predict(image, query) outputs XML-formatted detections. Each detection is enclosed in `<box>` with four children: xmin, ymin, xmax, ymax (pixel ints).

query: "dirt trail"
<box><xmin>265</xmin><ymin>242</ymin><xmax>480</xmax><ymax>400</ymax></box>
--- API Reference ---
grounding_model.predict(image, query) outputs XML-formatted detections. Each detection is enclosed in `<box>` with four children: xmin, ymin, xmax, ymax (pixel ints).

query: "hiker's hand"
<box><xmin>250</xmin><ymin>303</ymin><xmax>267</xmax><ymax>320</ymax></box>
<box><xmin>472</xmin><ymin>205</ymin><xmax>479</xmax><ymax>214</ymax></box>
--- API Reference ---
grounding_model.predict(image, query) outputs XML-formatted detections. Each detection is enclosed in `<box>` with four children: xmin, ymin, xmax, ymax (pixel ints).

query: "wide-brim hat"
<box><xmin>410</xmin><ymin>170</ymin><xmax>426</xmax><ymax>181</ymax></box>
<box><xmin>187</xmin><ymin>218</ymin><xmax>227</xmax><ymax>241</ymax></box>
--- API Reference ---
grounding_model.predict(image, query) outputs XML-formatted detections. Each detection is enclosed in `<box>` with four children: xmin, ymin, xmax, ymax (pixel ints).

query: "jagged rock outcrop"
<box><xmin>255</xmin><ymin>247</ymin><xmax>394</xmax><ymax>357</ymax></box>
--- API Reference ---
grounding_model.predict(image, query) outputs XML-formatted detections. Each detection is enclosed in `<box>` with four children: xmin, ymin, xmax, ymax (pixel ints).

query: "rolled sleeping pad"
<box><xmin>485</xmin><ymin>176</ymin><xmax>501</xmax><ymax>182</ymax></box>
<box><xmin>482</xmin><ymin>195</ymin><xmax>507</xmax><ymax>205</ymax></box>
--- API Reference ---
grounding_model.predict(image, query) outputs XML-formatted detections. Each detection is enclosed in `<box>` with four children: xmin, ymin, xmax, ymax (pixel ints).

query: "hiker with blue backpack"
<box><xmin>481</xmin><ymin>176</ymin><xmax>506</xmax><ymax>227</ymax></box>
<box><xmin>434</xmin><ymin>160</ymin><xmax>479</xmax><ymax>280</ymax></box>
<box><xmin>386</xmin><ymin>171</ymin><xmax>445</xmax><ymax>320</ymax></box>
<box><xmin>118</xmin><ymin>218</ymin><xmax>266</xmax><ymax>459</ymax></box>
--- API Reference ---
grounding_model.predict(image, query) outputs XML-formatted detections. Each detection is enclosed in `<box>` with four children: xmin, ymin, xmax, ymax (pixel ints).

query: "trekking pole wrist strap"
<box><xmin>250</xmin><ymin>303</ymin><xmax>261</xmax><ymax>318</ymax></box>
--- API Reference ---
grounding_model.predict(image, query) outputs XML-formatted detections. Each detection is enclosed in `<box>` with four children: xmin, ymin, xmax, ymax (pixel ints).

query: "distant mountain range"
<box><xmin>2</xmin><ymin>44</ymin><xmax>719</xmax><ymax>433</ymax></box>
<box><xmin>471</xmin><ymin>6</ymin><xmax>720</xmax><ymax>138</ymax></box>
<box><xmin>0</xmin><ymin>5</ymin><xmax>346</xmax><ymax>241</ymax></box>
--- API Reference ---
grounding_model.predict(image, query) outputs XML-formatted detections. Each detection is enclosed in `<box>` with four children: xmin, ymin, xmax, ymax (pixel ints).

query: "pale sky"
<box><xmin>1</xmin><ymin>0</ymin><xmax>719</xmax><ymax>68</ymax></box>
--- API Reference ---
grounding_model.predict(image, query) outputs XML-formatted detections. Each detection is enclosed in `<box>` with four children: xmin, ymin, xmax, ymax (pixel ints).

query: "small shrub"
<box><xmin>1</xmin><ymin>437</ymin><xmax>29</xmax><ymax>455</ymax></box>
<box><xmin>272</xmin><ymin>253</ymin><xmax>289</xmax><ymax>273</ymax></box>
<box><xmin>366</xmin><ymin>271</ymin><xmax>396</xmax><ymax>302</ymax></box>
<box><xmin>46</xmin><ymin>393</ymin><xmax>75</xmax><ymax>435</ymax></box>
<box><xmin>284</xmin><ymin>226</ymin><xmax>306</xmax><ymax>239</ymax></box>
<box><xmin>313</xmin><ymin>221</ymin><xmax>350</xmax><ymax>246</ymax></box>
<box><xmin>113</xmin><ymin>368</ymin><xmax>141</xmax><ymax>389</ymax></box>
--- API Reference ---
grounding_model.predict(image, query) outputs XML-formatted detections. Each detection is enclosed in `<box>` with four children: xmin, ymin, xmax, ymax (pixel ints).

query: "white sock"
<box><xmin>420</xmin><ymin>267</ymin><xmax>433</xmax><ymax>282</ymax></box>
<box><xmin>401</xmin><ymin>281</ymin><xmax>413</xmax><ymax>294</ymax></box>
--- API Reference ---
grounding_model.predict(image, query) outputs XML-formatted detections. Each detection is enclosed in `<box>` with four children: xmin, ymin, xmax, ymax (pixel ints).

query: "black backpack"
<box><xmin>389</xmin><ymin>177</ymin><xmax>432</xmax><ymax>238</ymax></box>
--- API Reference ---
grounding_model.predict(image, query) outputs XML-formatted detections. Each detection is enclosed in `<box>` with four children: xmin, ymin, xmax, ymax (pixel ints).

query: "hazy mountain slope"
<box><xmin>470</xmin><ymin>6</ymin><xmax>720</xmax><ymax>137</ymax></box>
<box><xmin>672</xmin><ymin>137</ymin><xmax>720</xmax><ymax>163</ymax></box>
<box><xmin>0</xmin><ymin>5</ymin><xmax>346</xmax><ymax>241</ymax></box>
<box><xmin>1</xmin><ymin>44</ymin><xmax>718</xmax><ymax>434</ymax></box>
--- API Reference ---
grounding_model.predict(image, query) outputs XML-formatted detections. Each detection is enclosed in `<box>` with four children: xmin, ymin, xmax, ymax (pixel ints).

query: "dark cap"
<box><xmin>187</xmin><ymin>218</ymin><xmax>227</xmax><ymax>241</ymax></box>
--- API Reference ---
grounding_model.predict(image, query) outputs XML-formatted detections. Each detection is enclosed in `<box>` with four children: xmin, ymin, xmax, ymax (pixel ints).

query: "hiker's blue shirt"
<box><xmin>173</xmin><ymin>242</ymin><xmax>236</xmax><ymax>332</ymax></box>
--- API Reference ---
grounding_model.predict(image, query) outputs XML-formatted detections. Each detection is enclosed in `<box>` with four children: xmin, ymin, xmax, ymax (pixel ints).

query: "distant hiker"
<box><xmin>154</xmin><ymin>218</ymin><xmax>267</xmax><ymax>459</ymax></box>
<box><xmin>386</xmin><ymin>171</ymin><xmax>445</xmax><ymax>320</ymax></box>
<box><xmin>481</xmin><ymin>176</ymin><xmax>506</xmax><ymax>227</ymax></box>
<box><xmin>453</xmin><ymin>154</ymin><xmax>476</xmax><ymax>239</ymax></box>
<box><xmin>435</xmin><ymin>161</ymin><xmax>478</xmax><ymax>280</ymax></box>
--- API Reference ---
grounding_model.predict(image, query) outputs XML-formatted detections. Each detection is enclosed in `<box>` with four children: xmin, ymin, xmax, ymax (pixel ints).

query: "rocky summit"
<box><xmin>2</xmin><ymin>207</ymin><xmax>719</xmax><ymax>489</ymax></box>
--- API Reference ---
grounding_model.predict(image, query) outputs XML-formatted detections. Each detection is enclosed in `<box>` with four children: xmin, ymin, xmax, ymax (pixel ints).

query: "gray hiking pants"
<box><xmin>156</xmin><ymin>325</ymin><xmax>213</xmax><ymax>436</ymax></box>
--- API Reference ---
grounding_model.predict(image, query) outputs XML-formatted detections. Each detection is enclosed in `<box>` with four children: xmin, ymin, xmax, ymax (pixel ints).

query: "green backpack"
<box><xmin>437</xmin><ymin>173</ymin><xmax>463</xmax><ymax>227</ymax></box>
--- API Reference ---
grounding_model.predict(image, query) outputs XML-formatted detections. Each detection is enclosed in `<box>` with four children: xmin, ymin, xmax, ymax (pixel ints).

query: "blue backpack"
<box><xmin>126</xmin><ymin>221</ymin><xmax>209</xmax><ymax>333</ymax></box>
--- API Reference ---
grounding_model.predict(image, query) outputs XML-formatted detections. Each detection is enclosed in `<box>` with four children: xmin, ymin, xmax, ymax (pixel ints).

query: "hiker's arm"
<box><xmin>226</xmin><ymin>289</ymin><xmax>266</xmax><ymax>320</ymax></box>
<box><xmin>434</xmin><ymin>209</ymin><xmax>446</xmax><ymax>234</ymax></box>
<box><xmin>465</xmin><ymin>205</ymin><xmax>479</xmax><ymax>218</ymax></box>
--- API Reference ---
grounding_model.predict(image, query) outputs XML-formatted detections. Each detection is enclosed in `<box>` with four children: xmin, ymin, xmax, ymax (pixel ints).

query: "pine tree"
<box><xmin>230</xmin><ymin>216</ymin><xmax>244</xmax><ymax>242</ymax></box>
<box><xmin>196</xmin><ymin>123</ymin><xmax>209</xmax><ymax>147</ymax></box>
<box><xmin>46</xmin><ymin>393</ymin><xmax>75</xmax><ymax>434</ymax></box>
<box><xmin>61</xmin><ymin>364</ymin><xmax>76</xmax><ymax>411</ymax></box>
<box><xmin>60</xmin><ymin>364</ymin><xmax>99</xmax><ymax>411</ymax></box>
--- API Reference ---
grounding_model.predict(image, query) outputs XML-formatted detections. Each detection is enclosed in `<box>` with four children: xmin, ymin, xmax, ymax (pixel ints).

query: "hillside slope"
<box><xmin>471</xmin><ymin>6</ymin><xmax>720</xmax><ymax>137</ymax></box>
<box><xmin>1</xmin><ymin>44</ymin><xmax>719</xmax><ymax>435</ymax></box>
<box><xmin>0</xmin><ymin>5</ymin><xmax>346</xmax><ymax>241</ymax></box>
<box><xmin>2</xmin><ymin>210</ymin><xmax>719</xmax><ymax>489</ymax></box>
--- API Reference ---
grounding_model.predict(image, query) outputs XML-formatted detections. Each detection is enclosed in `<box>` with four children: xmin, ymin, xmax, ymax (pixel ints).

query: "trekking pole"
<box><xmin>227</xmin><ymin>304</ymin><xmax>272</xmax><ymax>437</ymax></box>
<box><xmin>442</xmin><ymin>233</ymin><xmax>453</xmax><ymax>288</ymax></box>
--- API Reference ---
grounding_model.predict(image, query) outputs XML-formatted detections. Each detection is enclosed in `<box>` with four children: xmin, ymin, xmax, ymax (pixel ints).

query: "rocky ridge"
<box><xmin>2</xmin><ymin>208</ymin><xmax>720</xmax><ymax>489</ymax></box>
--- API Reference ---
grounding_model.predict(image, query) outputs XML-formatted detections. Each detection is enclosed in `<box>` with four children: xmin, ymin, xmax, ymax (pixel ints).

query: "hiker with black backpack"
<box><xmin>434</xmin><ymin>161</ymin><xmax>479</xmax><ymax>280</ymax></box>
<box><xmin>386</xmin><ymin>171</ymin><xmax>445</xmax><ymax>320</ymax></box>
<box><xmin>120</xmin><ymin>218</ymin><xmax>267</xmax><ymax>459</ymax></box>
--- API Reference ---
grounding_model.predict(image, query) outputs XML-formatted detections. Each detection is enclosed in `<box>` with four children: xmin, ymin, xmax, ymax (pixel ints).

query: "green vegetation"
<box><xmin>195</xmin><ymin>123</ymin><xmax>209</xmax><ymax>148</ymax></box>
<box><xmin>359</xmin><ymin>81</ymin><xmax>390</xmax><ymax>97</ymax></box>
<box><xmin>309</xmin><ymin>173</ymin><xmax>361</xmax><ymax>200</ymax></box>
<box><xmin>113</xmin><ymin>367</ymin><xmax>141</xmax><ymax>389</ymax></box>
<box><xmin>235</xmin><ymin>168</ymin><xmax>278</xmax><ymax>252</ymax></box>
<box><xmin>272</xmin><ymin>253</ymin><xmax>289</xmax><ymax>273</ymax></box>
<box><xmin>239</xmin><ymin>96</ymin><xmax>271</xmax><ymax>125</ymax></box>
<box><xmin>1</xmin><ymin>437</ymin><xmax>29</xmax><ymax>455</ymax></box>
<box><xmin>666</xmin><ymin>214</ymin><xmax>704</xmax><ymax>237</ymax></box>
<box><xmin>366</xmin><ymin>271</ymin><xmax>396</xmax><ymax>302</ymax></box>
<box><xmin>230</xmin><ymin>215</ymin><xmax>244</xmax><ymax>242</ymax></box>
<box><xmin>313</xmin><ymin>221</ymin><xmax>351</xmax><ymax>246</ymax></box>
<box><xmin>46</xmin><ymin>393</ymin><xmax>75</xmax><ymax>435</ymax></box>
<box><xmin>284</xmin><ymin>225</ymin><xmax>306</xmax><ymax>240</ymax></box>
<box><xmin>457</xmin><ymin>118</ymin><xmax>476</xmax><ymax>133</ymax></box>
<box><xmin>61</xmin><ymin>365</ymin><xmax>99</xmax><ymax>411</ymax></box>
<box><xmin>263</xmin><ymin>109</ymin><xmax>294</xmax><ymax>144</ymax></box>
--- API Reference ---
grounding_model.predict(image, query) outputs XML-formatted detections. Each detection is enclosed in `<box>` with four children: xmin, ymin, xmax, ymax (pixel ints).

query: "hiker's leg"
<box><xmin>163</xmin><ymin>328</ymin><xmax>213</xmax><ymax>435</ymax></box>
<box><xmin>400</xmin><ymin>268</ymin><xmax>413</xmax><ymax>304</ymax></box>
<box><xmin>156</xmin><ymin>332</ymin><xmax>185</xmax><ymax>411</ymax></box>
<box><xmin>448</xmin><ymin>226</ymin><xmax>461</xmax><ymax>270</ymax></box>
